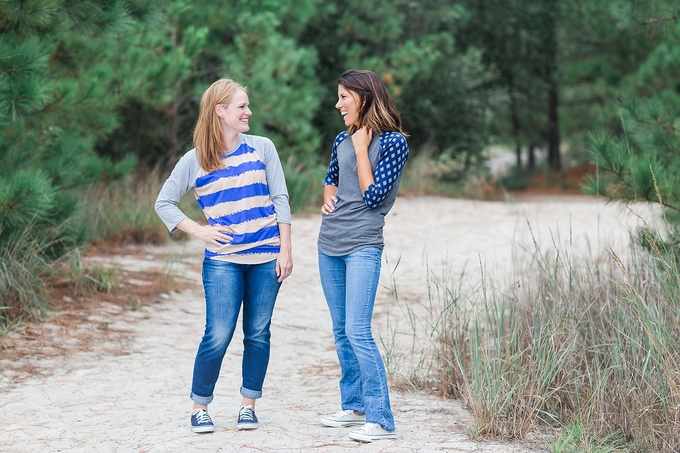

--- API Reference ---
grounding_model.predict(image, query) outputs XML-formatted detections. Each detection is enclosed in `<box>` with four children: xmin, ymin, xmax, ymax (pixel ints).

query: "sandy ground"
<box><xmin>0</xmin><ymin>195</ymin><xmax>658</xmax><ymax>453</ymax></box>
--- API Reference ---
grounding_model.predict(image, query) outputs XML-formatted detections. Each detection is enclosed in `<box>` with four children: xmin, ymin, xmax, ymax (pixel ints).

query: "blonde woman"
<box><xmin>155</xmin><ymin>78</ymin><xmax>293</xmax><ymax>433</ymax></box>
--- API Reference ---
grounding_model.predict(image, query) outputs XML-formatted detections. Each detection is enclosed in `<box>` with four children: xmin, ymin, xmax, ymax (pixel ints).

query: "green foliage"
<box><xmin>281</xmin><ymin>159</ymin><xmax>327</xmax><ymax>213</ymax></box>
<box><xmin>218</xmin><ymin>5</ymin><xmax>322</xmax><ymax>160</ymax></box>
<box><xmin>97</xmin><ymin>0</ymin><xmax>322</xmax><ymax>167</ymax></box>
<box><xmin>496</xmin><ymin>165</ymin><xmax>533</xmax><ymax>191</ymax></box>
<box><xmin>549</xmin><ymin>423</ymin><xmax>625</xmax><ymax>453</ymax></box>
<box><xmin>0</xmin><ymin>225</ymin><xmax>56</xmax><ymax>326</ymax></box>
<box><xmin>0</xmin><ymin>169</ymin><xmax>56</xmax><ymax>231</ymax></box>
<box><xmin>0</xmin><ymin>0</ymin><xmax>141</xmax><ymax>327</ymax></box>
<box><xmin>0</xmin><ymin>0</ymin><xmax>139</xmax><ymax>239</ymax></box>
<box><xmin>59</xmin><ymin>251</ymin><xmax>123</xmax><ymax>296</ymax></box>
<box><xmin>580</xmin><ymin>6</ymin><xmax>680</xmax><ymax>237</ymax></box>
<box><xmin>583</xmin><ymin>96</ymin><xmax>680</xmax><ymax>214</ymax></box>
<box><xmin>300</xmin><ymin>0</ymin><xmax>496</xmax><ymax>172</ymax></box>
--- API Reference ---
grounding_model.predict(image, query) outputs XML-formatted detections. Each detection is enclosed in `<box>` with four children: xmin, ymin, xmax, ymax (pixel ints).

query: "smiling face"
<box><xmin>336</xmin><ymin>84</ymin><xmax>361</xmax><ymax>128</ymax></box>
<box><xmin>216</xmin><ymin>89</ymin><xmax>251</xmax><ymax>134</ymax></box>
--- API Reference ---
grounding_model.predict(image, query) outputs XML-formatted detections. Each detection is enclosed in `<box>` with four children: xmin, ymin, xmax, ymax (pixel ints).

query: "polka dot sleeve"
<box><xmin>363</xmin><ymin>132</ymin><xmax>409</xmax><ymax>209</ymax></box>
<box><xmin>323</xmin><ymin>131</ymin><xmax>348</xmax><ymax>187</ymax></box>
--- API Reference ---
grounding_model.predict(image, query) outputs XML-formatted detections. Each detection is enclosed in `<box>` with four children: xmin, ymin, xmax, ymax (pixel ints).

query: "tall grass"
<box><xmin>281</xmin><ymin>159</ymin><xmax>327</xmax><ymax>213</ymax></box>
<box><xmin>56</xmin><ymin>249</ymin><xmax>123</xmax><ymax>296</ymax></box>
<box><xmin>429</xmin><ymin>224</ymin><xmax>680</xmax><ymax>451</ymax></box>
<box><xmin>82</xmin><ymin>169</ymin><xmax>201</xmax><ymax>245</ymax></box>
<box><xmin>399</xmin><ymin>146</ymin><xmax>464</xmax><ymax>197</ymax></box>
<box><xmin>0</xmin><ymin>228</ymin><xmax>56</xmax><ymax>330</ymax></box>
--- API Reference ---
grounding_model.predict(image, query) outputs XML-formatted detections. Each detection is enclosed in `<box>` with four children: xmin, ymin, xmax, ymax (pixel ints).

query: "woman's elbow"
<box><xmin>362</xmin><ymin>196</ymin><xmax>382</xmax><ymax>209</ymax></box>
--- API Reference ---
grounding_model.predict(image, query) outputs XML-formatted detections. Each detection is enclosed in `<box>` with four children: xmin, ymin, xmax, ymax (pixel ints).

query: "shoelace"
<box><xmin>239</xmin><ymin>407</ymin><xmax>255</xmax><ymax>421</ymax></box>
<box><xmin>194</xmin><ymin>410</ymin><xmax>211</xmax><ymax>424</ymax></box>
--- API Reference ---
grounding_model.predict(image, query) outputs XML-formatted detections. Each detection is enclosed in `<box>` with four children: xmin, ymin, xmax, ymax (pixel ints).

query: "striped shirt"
<box><xmin>155</xmin><ymin>134</ymin><xmax>291</xmax><ymax>264</ymax></box>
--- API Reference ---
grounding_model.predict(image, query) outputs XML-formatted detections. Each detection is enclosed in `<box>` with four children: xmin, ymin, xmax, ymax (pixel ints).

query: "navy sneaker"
<box><xmin>236</xmin><ymin>405</ymin><xmax>259</xmax><ymax>430</ymax></box>
<box><xmin>191</xmin><ymin>409</ymin><xmax>215</xmax><ymax>433</ymax></box>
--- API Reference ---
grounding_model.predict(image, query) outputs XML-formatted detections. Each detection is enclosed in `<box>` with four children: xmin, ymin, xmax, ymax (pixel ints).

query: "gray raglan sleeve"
<box><xmin>154</xmin><ymin>149</ymin><xmax>200</xmax><ymax>232</ymax></box>
<box><xmin>258</xmin><ymin>137</ymin><xmax>292</xmax><ymax>224</ymax></box>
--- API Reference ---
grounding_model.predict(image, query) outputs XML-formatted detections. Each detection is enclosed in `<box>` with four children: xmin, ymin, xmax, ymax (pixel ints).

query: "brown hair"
<box><xmin>337</xmin><ymin>69</ymin><xmax>407</xmax><ymax>136</ymax></box>
<box><xmin>193</xmin><ymin>78</ymin><xmax>247</xmax><ymax>172</ymax></box>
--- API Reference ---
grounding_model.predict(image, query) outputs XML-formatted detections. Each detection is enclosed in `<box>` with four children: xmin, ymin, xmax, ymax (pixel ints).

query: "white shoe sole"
<box><xmin>192</xmin><ymin>426</ymin><xmax>215</xmax><ymax>434</ymax></box>
<box><xmin>237</xmin><ymin>423</ymin><xmax>259</xmax><ymax>430</ymax></box>
<box><xmin>349</xmin><ymin>432</ymin><xmax>396</xmax><ymax>442</ymax></box>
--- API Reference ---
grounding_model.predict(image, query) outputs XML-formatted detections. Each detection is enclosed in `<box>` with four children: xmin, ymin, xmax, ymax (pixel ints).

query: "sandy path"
<box><xmin>0</xmin><ymin>195</ymin><xmax>655</xmax><ymax>453</ymax></box>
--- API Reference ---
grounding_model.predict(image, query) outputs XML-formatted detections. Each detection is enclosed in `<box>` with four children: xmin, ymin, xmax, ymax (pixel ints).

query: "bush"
<box><xmin>0</xmin><ymin>229</ymin><xmax>56</xmax><ymax>330</ymax></box>
<box><xmin>495</xmin><ymin>165</ymin><xmax>533</xmax><ymax>191</ymax></box>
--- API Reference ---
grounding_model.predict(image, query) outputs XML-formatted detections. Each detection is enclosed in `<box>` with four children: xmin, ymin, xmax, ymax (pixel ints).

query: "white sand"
<box><xmin>0</xmin><ymin>195</ymin><xmax>657</xmax><ymax>452</ymax></box>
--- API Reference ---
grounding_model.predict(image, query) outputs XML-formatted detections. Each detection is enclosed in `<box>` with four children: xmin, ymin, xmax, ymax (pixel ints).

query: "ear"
<box><xmin>215</xmin><ymin>105</ymin><xmax>223</xmax><ymax>118</ymax></box>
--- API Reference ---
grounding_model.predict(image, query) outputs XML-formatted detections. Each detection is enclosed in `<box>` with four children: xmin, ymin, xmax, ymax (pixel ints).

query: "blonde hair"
<box><xmin>193</xmin><ymin>78</ymin><xmax>247</xmax><ymax>172</ymax></box>
<box><xmin>337</xmin><ymin>69</ymin><xmax>407</xmax><ymax>137</ymax></box>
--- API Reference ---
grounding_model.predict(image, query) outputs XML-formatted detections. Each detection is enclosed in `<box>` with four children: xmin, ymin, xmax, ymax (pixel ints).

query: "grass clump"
<box><xmin>429</xmin><ymin>222</ymin><xmax>680</xmax><ymax>452</ymax></box>
<box><xmin>0</xmin><ymin>230</ymin><xmax>55</xmax><ymax>329</ymax></box>
<box><xmin>56</xmin><ymin>249</ymin><xmax>123</xmax><ymax>296</ymax></box>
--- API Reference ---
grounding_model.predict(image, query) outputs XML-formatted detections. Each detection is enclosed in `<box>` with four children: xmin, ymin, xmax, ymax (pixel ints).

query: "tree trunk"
<box><xmin>509</xmin><ymin>86</ymin><xmax>522</xmax><ymax>168</ymax></box>
<box><xmin>165</xmin><ymin>100</ymin><xmax>179</xmax><ymax>161</ymax></box>
<box><xmin>523</xmin><ymin>33</ymin><xmax>537</xmax><ymax>173</ymax></box>
<box><xmin>164</xmin><ymin>91</ymin><xmax>194</xmax><ymax>164</ymax></box>
<box><xmin>547</xmin><ymin>80</ymin><xmax>561</xmax><ymax>171</ymax></box>
<box><xmin>546</xmin><ymin>1</ymin><xmax>561</xmax><ymax>172</ymax></box>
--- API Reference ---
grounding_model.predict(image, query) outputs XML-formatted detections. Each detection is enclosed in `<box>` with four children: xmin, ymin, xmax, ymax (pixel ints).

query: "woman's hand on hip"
<box><xmin>321</xmin><ymin>195</ymin><xmax>338</xmax><ymax>216</ymax></box>
<box><xmin>192</xmin><ymin>224</ymin><xmax>234</xmax><ymax>246</ymax></box>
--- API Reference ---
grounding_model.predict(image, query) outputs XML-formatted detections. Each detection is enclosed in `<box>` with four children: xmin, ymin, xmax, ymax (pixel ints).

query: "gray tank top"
<box><xmin>317</xmin><ymin>132</ymin><xmax>404</xmax><ymax>256</ymax></box>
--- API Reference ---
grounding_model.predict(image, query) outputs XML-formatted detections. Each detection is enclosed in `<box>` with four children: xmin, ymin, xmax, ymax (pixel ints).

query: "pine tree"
<box><xmin>583</xmin><ymin>2</ymin><xmax>680</xmax><ymax>246</ymax></box>
<box><xmin>0</xmin><ymin>0</ymin><xmax>138</xmax><ymax>244</ymax></box>
<box><xmin>96</xmin><ymin>0</ymin><xmax>323</xmax><ymax>168</ymax></box>
<box><xmin>0</xmin><ymin>0</ymin><xmax>137</xmax><ymax>321</ymax></box>
<box><xmin>300</xmin><ymin>0</ymin><xmax>496</xmax><ymax>177</ymax></box>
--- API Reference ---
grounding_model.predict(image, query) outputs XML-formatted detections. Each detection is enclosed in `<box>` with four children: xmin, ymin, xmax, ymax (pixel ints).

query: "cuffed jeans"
<box><xmin>190</xmin><ymin>258</ymin><xmax>281</xmax><ymax>405</ymax></box>
<box><xmin>318</xmin><ymin>247</ymin><xmax>395</xmax><ymax>432</ymax></box>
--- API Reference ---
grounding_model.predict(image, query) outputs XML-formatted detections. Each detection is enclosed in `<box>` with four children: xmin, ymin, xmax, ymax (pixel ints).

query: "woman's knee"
<box><xmin>202</xmin><ymin>324</ymin><xmax>235</xmax><ymax>351</ymax></box>
<box><xmin>345</xmin><ymin>323</ymin><xmax>372</xmax><ymax>345</ymax></box>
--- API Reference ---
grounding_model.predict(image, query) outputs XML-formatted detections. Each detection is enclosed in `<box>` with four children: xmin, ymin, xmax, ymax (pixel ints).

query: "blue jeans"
<box><xmin>318</xmin><ymin>247</ymin><xmax>395</xmax><ymax>431</ymax></box>
<box><xmin>190</xmin><ymin>258</ymin><xmax>281</xmax><ymax>405</ymax></box>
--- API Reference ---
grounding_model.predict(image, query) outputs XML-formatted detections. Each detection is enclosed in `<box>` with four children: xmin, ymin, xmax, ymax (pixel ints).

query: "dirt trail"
<box><xmin>0</xmin><ymin>195</ymin><xmax>655</xmax><ymax>453</ymax></box>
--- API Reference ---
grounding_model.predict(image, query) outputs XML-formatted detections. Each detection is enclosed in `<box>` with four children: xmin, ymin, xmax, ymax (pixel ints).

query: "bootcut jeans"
<box><xmin>318</xmin><ymin>247</ymin><xmax>395</xmax><ymax>432</ymax></box>
<box><xmin>190</xmin><ymin>258</ymin><xmax>281</xmax><ymax>405</ymax></box>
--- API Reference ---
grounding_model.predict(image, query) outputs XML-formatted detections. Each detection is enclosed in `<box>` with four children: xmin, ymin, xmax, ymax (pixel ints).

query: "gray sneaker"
<box><xmin>320</xmin><ymin>409</ymin><xmax>366</xmax><ymax>427</ymax></box>
<box><xmin>349</xmin><ymin>422</ymin><xmax>396</xmax><ymax>442</ymax></box>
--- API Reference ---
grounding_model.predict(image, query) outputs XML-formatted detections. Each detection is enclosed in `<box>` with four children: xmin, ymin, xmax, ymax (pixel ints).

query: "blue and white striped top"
<box><xmin>155</xmin><ymin>134</ymin><xmax>291</xmax><ymax>264</ymax></box>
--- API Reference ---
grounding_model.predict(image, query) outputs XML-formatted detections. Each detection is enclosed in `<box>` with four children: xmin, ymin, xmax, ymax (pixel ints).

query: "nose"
<box><xmin>335</xmin><ymin>99</ymin><xmax>342</xmax><ymax>110</ymax></box>
<box><xmin>245</xmin><ymin>107</ymin><xmax>252</xmax><ymax>116</ymax></box>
